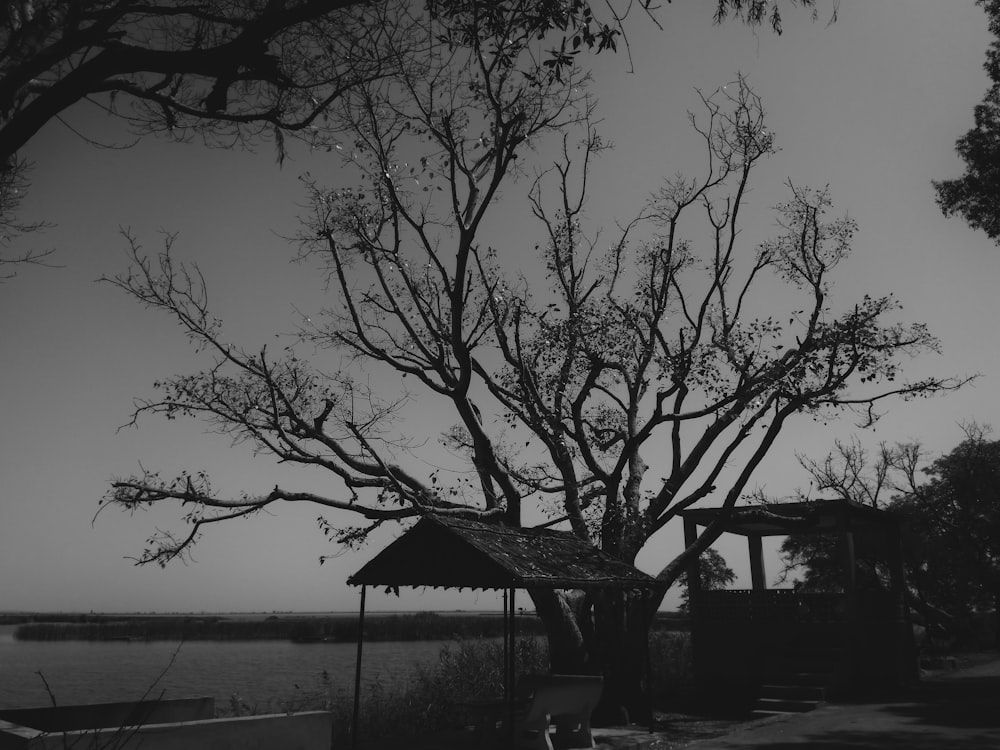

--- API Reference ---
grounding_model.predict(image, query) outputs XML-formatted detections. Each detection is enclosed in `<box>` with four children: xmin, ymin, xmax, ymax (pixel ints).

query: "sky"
<box><xmin>2</xmin><ymin>0</ymin><xmax>999</xmax><ymax>614</ymax></box>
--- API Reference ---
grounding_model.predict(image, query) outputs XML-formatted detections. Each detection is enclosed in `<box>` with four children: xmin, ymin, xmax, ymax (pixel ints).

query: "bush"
<box><xmin>649</xmin><ymin>630</ymin><xmax>694</xmax><ymax>708</ymax></box>
<box><xmin>220</xmin><ymin>637</ymin><xmax>549</xmax><ymax>747</ymax></box>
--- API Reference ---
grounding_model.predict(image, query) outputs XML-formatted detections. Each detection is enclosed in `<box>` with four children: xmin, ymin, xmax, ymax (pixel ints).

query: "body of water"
<box><xmin>0</xmin><ymin>625</ymin><xmax>454</xmax><ymax>710</ymax></box>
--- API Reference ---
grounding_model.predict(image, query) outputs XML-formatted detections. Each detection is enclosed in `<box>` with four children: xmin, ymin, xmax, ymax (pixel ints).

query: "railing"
<box><xmin>696</xmin><ymin>589</ymin><xmax>847</xmax><ymax>624</ymax></box>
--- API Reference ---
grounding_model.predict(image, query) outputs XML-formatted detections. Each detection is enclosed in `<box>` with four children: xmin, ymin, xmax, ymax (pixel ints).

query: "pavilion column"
<box><xmin>886</xmin><ymin>521</ymin><xmax>917</xmax><ymax>683</ymax></box>
<box><xmin>841</xmin><ymin>529</ymin><xmax>857</xmax><ymax>601</ymax></box>
<box><xmin>887</xmin><ymin>523</ymin><xmax>906</xmax><ymax>602</ymax></box>
<box><xmin>839</xmin><ymin>514</ymin><xmax>860</xmax><ymax>690</ymax></box>
<box><xmin>748</xmin><ymin>535</ymin><xmax>766</xmax><ymax>592</ymax></box>
<box><xmin>683</xmin><ymin>516</ymin><xmax>702</xmax><ymax>612</ymax></box>
<box><xmin>352</xmin><ymin>585</ymin><xmax>367</xmax><ymax>750</ymax></box>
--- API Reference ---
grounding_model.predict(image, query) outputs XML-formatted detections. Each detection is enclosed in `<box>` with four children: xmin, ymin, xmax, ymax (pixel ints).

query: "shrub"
<box><xmin>220</xmin><ymin>637</ymin><xmax>548</xmax><ymax>747</ymax></box>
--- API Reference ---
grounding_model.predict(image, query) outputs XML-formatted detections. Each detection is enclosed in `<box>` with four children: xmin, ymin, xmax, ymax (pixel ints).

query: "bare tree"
<box><xmin>0</xmin><ymin>0</ymin><xmax>821</xmax><ymax>164</ymax></box>
<box><xmin>0</xmin><ymin>0</ymin><xmax>828</xmax><ymax>275</ymax></box>
<box><xmin>793</xmin><ymin>436</ymin><xmax>923</xmax><ymax>509</ymax></box>
<box><xmin>100</xmin><ymin>2</ymin><xmax>923</xmax><ymax>721</ymax></box>
<box><xmin>0</xmin><ymin>156</ymin><xmax>51</xmax><ymax>280</ymax></box>
<box><xmin>775</xmin><ymin>437</ymin><xmax>924</xmax><ymax>592</ymax></box>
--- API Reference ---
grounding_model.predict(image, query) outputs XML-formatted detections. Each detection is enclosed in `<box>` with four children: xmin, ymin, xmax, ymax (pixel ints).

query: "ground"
<box><xmin>360</xmin><ymin>652</ymin><xmax>1000</xmax><ymax>749</ymax></box>
<box><xmin>672</xmin><ymin>652</ymin><xmax>1000</xmax><ymax>749</ymax></box>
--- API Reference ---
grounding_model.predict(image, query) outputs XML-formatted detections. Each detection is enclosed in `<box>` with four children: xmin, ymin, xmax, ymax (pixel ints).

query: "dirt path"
<box><xmin>676</xmin><ymin>654</ymin><xmax>1000</xmax><ymax>749</ymax></box>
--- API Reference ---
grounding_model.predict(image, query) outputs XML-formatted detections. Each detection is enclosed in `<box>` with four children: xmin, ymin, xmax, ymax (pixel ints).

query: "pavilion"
<box><xmin>346</xmin><ymin>514</ymin><xmax>658</xmax><ymax>747</ymax></box>
<box><xmin>682</xmin><ymin>500</ymin><xmax>918</xmax><ymax>708</ymax></box>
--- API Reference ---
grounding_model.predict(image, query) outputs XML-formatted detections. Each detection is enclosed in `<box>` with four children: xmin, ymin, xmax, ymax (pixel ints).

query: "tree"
<box><xmin>0</xmin><ymin>0</ymin><xmax>824</xmax><ymax>166</ymax></box>
<box><xmin>895</xmin><ymin>425</ymin><xmax>1000</xmax><ymax>646</ymax></box>
<box><xmin>0</xmin><ymin>0</ymin><xmax>823</xmax><ymax>274</ymax></box>
<box><xmin>679</xmin><ymin>548</ymin><xmax>735</xmax><ymax>612</ymax></box>
<box><xmin>934</xmin><ymin>0</ymin><xmax>1000</xmax><ymax>242</ymax></box>
<box><xmin>100</xmin><ymin>2</ymin><xmax>936</xmax><ymax>722</ymax></box>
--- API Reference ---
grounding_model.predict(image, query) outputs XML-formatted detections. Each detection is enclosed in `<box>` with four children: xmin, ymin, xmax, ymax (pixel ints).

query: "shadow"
<box><xmin>735</xmin><ymin>730</ymin><xmax>1000</xmax><ymax>750</ymax></box>
<box><xmin>707</xmin><ymin>666</ymin><xmax>1000</xmax><ymax>749</ymax></box>
<box><xmin>881</xmin><ymin>671</ymin><xmax>1000</xmax><ymax>730</ymax></box>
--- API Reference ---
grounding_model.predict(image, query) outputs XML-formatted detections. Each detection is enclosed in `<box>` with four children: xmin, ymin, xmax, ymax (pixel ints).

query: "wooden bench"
<box><xmin>471</xmin><ymin>674</ymin><xmax>603</xmax><ymax>750</ymax></box>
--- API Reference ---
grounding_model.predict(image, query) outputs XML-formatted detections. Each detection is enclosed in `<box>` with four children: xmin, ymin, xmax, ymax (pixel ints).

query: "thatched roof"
<box><xmin>347</xmin><ymin>515</ymin><xmax>657</xmax><ymax>591</ymax></box>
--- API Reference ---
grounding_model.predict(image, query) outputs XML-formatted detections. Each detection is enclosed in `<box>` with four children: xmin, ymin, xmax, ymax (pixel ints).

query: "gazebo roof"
<box><xmin>681</xmin><ymin>499</ymin><xmax>898</xmax><ymax>537</ymax></box>
<box><xmin>347</xmin><ymin>515</ymin><xmax>657</xmax><ymax>591</ymax></box>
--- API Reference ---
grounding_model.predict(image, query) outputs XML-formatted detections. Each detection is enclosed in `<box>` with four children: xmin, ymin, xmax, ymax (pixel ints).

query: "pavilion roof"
<box><xmin>681</xmin><ymin>499</ymin><xmax>898</xmax><ymax>537</ymax></box>
<box><xmin>347</xmin><ymin>515</ymin><xmax>657</xmax><ymax>591</ymax></box>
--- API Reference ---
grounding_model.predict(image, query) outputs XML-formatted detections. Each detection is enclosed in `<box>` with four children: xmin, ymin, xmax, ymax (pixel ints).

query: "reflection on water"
<box><xmin>0</xmin><ymin>625</ymin><xmax>453</xmax><ymax>709</ymax></box>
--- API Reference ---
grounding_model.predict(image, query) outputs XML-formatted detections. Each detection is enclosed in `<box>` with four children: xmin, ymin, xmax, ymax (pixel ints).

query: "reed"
<box><xmin>223</xmin><ymin>632</ymin><xmax>692</xmax><ymax>746</ymax></box>
<box><xmin>220</xmin><ymin>636</ymin><xmax>550</xmax><ymax>746</ymax></box>
<box><xmin>13</xmin><ymin>612</ymin><xmax>545</xmax><ymax>642</ymax></box>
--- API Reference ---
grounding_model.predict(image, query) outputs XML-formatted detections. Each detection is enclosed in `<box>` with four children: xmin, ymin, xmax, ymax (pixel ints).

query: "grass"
<box><xmin>218</xmin><ymin>631</ymin><xmax>694</xmax><ymax>747</ymax></box>
<box><xmin>219</xmin><ymin>637</ymin><xmax>550</xmax><ymax>747</ymax></box>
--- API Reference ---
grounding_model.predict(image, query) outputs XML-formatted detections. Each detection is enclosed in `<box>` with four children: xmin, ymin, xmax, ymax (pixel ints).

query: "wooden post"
<box><xmin>351</xmin><ymin>585</ymin><xmax>367</xmax><ymax>750</ymax></box>
<box><xmin>748</xmin><ymin>535</ymin><xmax>766</xmax><ymax>592</ymax></box>
<box><xmin>508</xmin><ymin>588</ymin><xmax>516</xmax><ymax>750</ymax></box>
<box><xmin>842</xmin><ymin>531</ymin><xmax>857</xmax><ymax>599</ymax></box>
<box><xmin>683</xmin><ymin>516</ymin><xmax>702</xmax><ymax>612</ymax></box>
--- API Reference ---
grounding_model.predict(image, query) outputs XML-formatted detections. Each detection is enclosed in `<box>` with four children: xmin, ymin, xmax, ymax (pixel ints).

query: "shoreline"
<box><xmin>10</xmin><ymin>611</ymin><xmax>553</xmax><ymax>642</ymax></box>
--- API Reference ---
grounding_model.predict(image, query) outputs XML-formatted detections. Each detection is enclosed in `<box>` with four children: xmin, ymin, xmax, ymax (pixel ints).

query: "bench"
<box><xmin>471</xmin><ymin>674</ymin><xmax>603</xmax><ymax>750</ymax></box>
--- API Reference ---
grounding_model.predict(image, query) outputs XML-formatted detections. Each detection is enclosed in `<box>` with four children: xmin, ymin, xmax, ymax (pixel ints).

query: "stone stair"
<box><xmin>752</xmin><ymin>644</ymin><xmax>843</xmax><ymax>717</ymax></box>
<box><xmin>752</xmin><ymin>682</ymin><xmax>827</xmax><ymax>717</ymax></box>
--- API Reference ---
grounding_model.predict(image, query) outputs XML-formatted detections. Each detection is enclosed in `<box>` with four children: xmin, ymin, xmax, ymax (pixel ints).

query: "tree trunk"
<box><xmin>528</xmin><ymin>588</ymin><xmax>659</xmax><ymax>725</ymax></box>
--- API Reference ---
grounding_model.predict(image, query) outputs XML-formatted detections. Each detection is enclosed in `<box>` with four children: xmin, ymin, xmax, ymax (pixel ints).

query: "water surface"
<box><xmin>0</xmin><ymin>625</ymin><xmax>451</xmax><ymax>710</ymax></box>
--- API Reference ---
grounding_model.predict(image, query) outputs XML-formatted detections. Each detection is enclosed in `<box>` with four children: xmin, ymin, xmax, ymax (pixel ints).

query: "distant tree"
<box><xmin>896</xmin><ymin>424</ymin><xmax>1000</xmax><ymax>646</ymax></box>
<box><xmin>679</xmin><ymin>547</ymin><xmax>735</xmax><ymax>612</ymax></box>
<box><xmin>933</xmin><ymin>0</ymin><xmax>1000</xmax><ymax>242</ymax></box>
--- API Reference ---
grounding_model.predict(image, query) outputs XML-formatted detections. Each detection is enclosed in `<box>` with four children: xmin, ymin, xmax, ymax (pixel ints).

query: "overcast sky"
<box><xmin>2</xmin><ymin>1</ymin><xmax>998</xmax><ymax>614</ymax></box>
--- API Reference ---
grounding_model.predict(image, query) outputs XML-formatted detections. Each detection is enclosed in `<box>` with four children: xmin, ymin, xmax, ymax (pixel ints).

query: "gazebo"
<box><xmin>346</xmin><ymin>514</ymin><xmax>657</xmax><ymax>747</ymax></box>
<box><xmin>681</xmin><ymin>500</ymin><xmax>917</xmax><ymax>707</ymax></box>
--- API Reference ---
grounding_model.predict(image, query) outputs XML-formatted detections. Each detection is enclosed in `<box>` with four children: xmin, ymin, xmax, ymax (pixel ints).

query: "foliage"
<box><xmin>895</xmin><ymin>426</ymin><xmax>1000</xmax><ymax>643</ymax></box>
<box><xmin>934</xmin><ymin>0</ymin><xmax>1000</xmax><ymax>242</ymax></box>
<box><xmin>225</xmin><ymin>632</ymin><xmax>696</xmax><ymax>744</ymax></box>
<box><xmin>250</xmin><ymin>638</ymin><xmax>550</xmax><ymax>746</ymax></box>
<box><xmin>678</xmin><ymin>548</ymin><xmax>735</xmax><ymax>611</ymax></box>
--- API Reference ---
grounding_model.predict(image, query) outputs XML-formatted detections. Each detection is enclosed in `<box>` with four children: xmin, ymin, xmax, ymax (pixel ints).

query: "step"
<box><xmin>759</xmin><ymin>684</ymin><xmax>826</xmax><ymax>701</ymax></box>
<box><xmin>753</xmin><ymin>697</ymin><xmax>824</xmax><ymax>714</ymax></box>
<box><xmin>751</xmin><ymin>708</ymin><xmax>800</xmax><ymax>719</ymax></box>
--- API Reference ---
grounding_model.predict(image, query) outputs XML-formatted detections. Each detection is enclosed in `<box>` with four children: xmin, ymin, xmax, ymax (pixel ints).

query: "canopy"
<box><xmin>346</xmin><ymin>515</ymin><xmax>656</xmax><ymax>748</ymax></box>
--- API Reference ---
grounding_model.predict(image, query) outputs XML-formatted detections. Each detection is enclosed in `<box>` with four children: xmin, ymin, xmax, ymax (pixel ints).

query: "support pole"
<box><xmin>508</xmin><ymin>587</ymin><xmax>516</xmax><ymax>750</ymax></box>
<box><xmin>503</xmin><ymin>588</ymin><xmax>510</xmax><ymax>705</ymax></box>
<box><xmin>748</xmin><ymin>535</ymin><xmax>766</xmax><ymax>592</ymax></box>
<box><xmin>683</xmin><ymin>517</ymin><xmax>702</xmax><ymax>613</ymax></box>
<box><xmin>351</xmin><ymin>585</ymin><xmax>367</xmax><ymax>750</ymax></box>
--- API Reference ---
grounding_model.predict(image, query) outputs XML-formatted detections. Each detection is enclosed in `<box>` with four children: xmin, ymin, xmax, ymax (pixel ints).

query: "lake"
<box><xmin>0</xmin><ymin>625</ymin><xmax>456</xmax><ymax>710</ymax></box>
